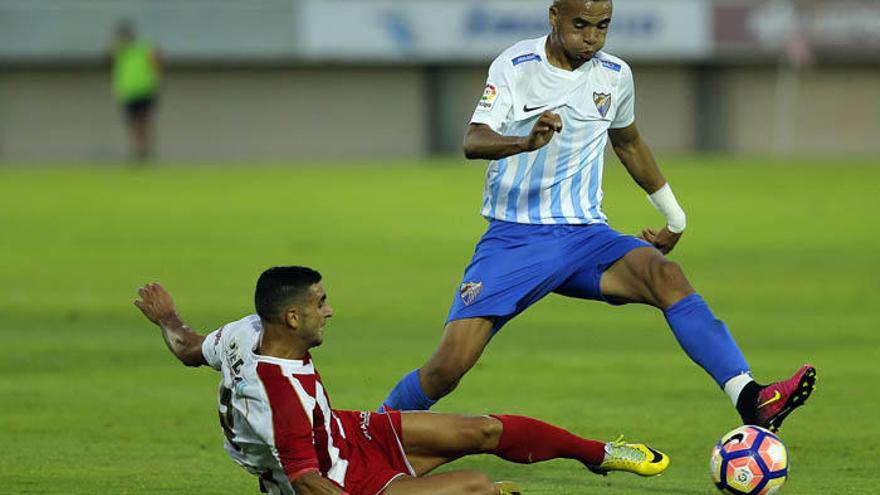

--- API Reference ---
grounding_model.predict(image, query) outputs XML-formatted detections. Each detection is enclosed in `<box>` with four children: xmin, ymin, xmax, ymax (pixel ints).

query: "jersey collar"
<box><xmin>256</xmin><ymin>352</ymin><xmax>314</xmax><ymax>372</ymax></box>
<box><xmin>538</xmin><ymin>34</ymin><xmax>595</xmax><ymax>79</ymax></box>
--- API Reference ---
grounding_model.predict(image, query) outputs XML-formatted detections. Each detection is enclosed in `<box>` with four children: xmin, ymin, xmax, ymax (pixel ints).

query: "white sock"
<box><xmin>723</xmin><ymin>373</ymin><xmax>755</xmax><ymax>406</ymax></box>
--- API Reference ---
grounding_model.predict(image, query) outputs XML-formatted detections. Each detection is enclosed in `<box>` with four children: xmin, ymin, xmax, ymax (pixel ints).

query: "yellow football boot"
<box><xmin>588</xmin><ymin>436</ymin><xmax>669</xmax><ymax>477</ymax></box>
<box><xmin>495</xmin><ymin>480</ymin><xmax>522</xmax><ymax>495</ymax></box>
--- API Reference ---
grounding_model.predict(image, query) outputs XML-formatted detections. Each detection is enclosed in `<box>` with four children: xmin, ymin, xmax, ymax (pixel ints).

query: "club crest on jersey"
<box><xmin>593</xmin><ymin>92</ymin><xmax>612</xmax><ymax>118</ymax></box>
<box><xmin>459</xmin><ymin>281</ymin><xmax>483</xmax><ymax>306</ymax></box>
<box><xmin>478</xmin><ymin>84</ymin><xmax>497</xmax><ymax>110</ymax></box>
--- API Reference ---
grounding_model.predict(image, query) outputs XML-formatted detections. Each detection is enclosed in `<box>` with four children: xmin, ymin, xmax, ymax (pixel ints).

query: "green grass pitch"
<box><xmin>1</xmin><ymin>156</ymin><xmax>878</xmax><ymax>494</ymax></box>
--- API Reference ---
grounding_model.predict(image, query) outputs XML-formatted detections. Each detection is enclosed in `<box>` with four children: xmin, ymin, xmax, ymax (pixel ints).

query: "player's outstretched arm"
<box><xmin>134</xmin><ymin>283</ymin><xmax>207</xmax><ymax>367</ymax></box>
<box><xmin>609</xmin><ymin>123</ymin><xmax>685</xmax><ymax>254</ymax></box>
<box><xmin>464</xmin><ymin>111</ymin><xmax>562</xmax><ymax>160</ymax></box>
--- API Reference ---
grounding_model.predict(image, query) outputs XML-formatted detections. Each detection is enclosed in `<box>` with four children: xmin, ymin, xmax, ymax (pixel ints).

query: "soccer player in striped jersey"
<box><xmin>135</xmin><ymin>266</ymin><xmax>669</xmax><ymax>495</ymax></box>
<box><xmin>380</xmin><ymin>0</ymin><xmax>816</xmax><ymax>432</ymax></box>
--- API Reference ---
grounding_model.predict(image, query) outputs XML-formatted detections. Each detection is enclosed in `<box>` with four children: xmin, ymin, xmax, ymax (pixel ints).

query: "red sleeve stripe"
<box><xmin>256</xmin><ymin>361</ymin><xmax>321</xmax><ymax>479</ymax></box>
<box><xmin>310</xmin><ymin>399</ymin><xmax>333</xmax><ymax>474</ymax></box>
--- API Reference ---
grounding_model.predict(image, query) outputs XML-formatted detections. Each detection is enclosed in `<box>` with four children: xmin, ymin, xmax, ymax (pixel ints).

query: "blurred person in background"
<box><xmin>109</xmin><ymin>20</ymin><xmax>161</xmax><ymax>163</ymax></box>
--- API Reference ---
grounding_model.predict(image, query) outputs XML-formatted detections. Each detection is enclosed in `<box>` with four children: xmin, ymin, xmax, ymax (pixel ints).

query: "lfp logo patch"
<box><xmin>459</xmin><ymin>281</ymin><xmax>484</xmax><ymax>306</ymax></box>
<box><xmin>593</xmin><ymin>92</ymin><xmax>612</xmax><ymax>118</ymax></box>
<box><xmin>478</xmin><ymin>84</ymin><xmax>497</xmax><ymax>110</ymax></box>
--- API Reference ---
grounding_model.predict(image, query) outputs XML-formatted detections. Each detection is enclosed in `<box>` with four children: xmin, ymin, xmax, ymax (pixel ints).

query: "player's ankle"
<box><xmin>735</xmin><ymin>380</ymin><xmax>763</xmax><ymax>423</ymax></box>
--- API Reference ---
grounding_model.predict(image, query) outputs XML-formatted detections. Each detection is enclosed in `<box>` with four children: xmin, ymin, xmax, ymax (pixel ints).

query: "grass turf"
<box><xmin>1</xmin><ymin>156</ymin><xmax>878</xmax><ymax>494</ymax></box>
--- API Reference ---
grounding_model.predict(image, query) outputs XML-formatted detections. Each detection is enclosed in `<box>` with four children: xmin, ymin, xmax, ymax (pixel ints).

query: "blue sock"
<box><xmin>664</xmin><ymin>293</ymin><xmax>750</xmax><ymax>388</ymax></box>
<box><xmin>378</xmin><ymin>369</ymin><xmax>437</xmax><ymax>412</ymax></box>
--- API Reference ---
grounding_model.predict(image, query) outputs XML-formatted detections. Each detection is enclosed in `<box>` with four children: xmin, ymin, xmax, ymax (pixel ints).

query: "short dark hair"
<box><xmin>553</xmin><ymin>0</ymin><xmax>610</xmax><ymax>8</ymax></box>
<box><xmin>254</xmin><ymin>266</ymin><xmax>322</xmax><ymax>323</ymax></box>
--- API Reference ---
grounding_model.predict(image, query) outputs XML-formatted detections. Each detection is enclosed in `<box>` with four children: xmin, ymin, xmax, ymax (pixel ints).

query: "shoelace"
<box><xmin>606</xmin><ymin>435</ymin><xmax>647</xmax><ymax>465</ymax></box>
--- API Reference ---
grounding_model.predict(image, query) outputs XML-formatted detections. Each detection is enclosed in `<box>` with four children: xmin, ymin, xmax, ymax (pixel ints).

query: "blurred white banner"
<box><xmin>298</xmin><ymin>0</ymin><xmax>712</xmax><ymax>62</ymax></box>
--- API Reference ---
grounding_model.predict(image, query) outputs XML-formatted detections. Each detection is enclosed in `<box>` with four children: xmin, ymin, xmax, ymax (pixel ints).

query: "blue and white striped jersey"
<box><xmin>471</xmin><ymin>35</ymin><xmax>635</xmax><ymax>225</ymax></box>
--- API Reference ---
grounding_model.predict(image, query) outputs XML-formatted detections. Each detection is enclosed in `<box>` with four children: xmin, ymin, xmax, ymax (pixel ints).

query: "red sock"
<box><xmin>490</xmin><ymin>415</ymin><xmax>605</xmax><ymax>467</ymax></box>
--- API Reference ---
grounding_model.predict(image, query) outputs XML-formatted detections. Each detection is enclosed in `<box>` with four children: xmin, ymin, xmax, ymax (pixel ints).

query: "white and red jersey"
<box><xmin>201</xmin><ymin>315</ymin><xmax>413</xmax><ymax>495</ymax></box>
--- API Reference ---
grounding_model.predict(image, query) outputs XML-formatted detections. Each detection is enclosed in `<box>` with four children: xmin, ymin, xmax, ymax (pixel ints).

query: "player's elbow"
<box><xmin>179</xmin><ymin>356</ymin><xmax>202</xmax><ymax>367</ymax></box>
<box><xmin>177</xmin><ymin>346</ymin><xmax>205</xmax><ymax>367</ymax></box>
<box><xmin>172</xmin><ymin>334</ymin><xmax>207</xmax><ymax>367</ymax></box>
<box><xmin>464</xmin><ymin>149</ymin><xmax>482</xmax><ymax>160</ymax></box>
<box><xmin>463</xmin><ymin>136</ymin><xmax>480</xmax><ymax>160</ymax></box>
<box><xmin>463</xmin><ymin>125</ymin><xmax>487</xmax><ymax>159</ymax></box>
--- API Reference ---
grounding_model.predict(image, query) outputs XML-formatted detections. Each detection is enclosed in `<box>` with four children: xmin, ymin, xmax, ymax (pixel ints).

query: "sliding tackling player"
<box><xmin>135</xmin><ymin>266</ymin><xmax>668</xmax><ymax>495</ymax></box>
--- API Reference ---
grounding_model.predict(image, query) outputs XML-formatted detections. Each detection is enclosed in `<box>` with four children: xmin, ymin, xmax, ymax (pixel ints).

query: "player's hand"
<box><xmin>134</xmin><ymin>283</ymin><xmax>179</xmax><ymax>326</ymax></box>
<box><xmin>639</xmin><ymin>226</ymin><xmax>682</xmax><ymax>254</ymax></box>
<box><xmin>524</xmin><ymin>111</ymin><xmax>562</xmax><ymax>151</ymax></box>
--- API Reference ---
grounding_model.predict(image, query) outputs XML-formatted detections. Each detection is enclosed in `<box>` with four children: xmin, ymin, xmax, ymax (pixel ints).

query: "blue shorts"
<box><xmin>447</xmin><ymin>220</ymin><xmax>651</xmax><ymax>333</ymax></box>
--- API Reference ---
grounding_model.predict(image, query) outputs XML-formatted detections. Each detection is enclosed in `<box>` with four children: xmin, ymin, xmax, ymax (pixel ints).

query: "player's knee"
<box><xmin>422</xmin><ymin>361</ymin><xmax>466</xmax><ymax>396</ymax></box>
<box><xmin>650</xmin><ymin>259</ymin><xmax>688</xmax><ymax>291</ymax></box>
<box><xmin>422</xmin><ymin>320</ymin><xmax>491</xmax><ymax>397</ymax></box>
<box><xmin>479</xmin><ymin>416</ymin><xmax>503</xmax><ymax>450</ymax></box>
<box><xmin>659</xmin><ymin>260</ymin><xmax>685</xmax><ymax>283</ymax></box>
<box><xmin>648</xmin><ymin>259</ymin><xmax>693</xmax><ymax>307</ymax></box>
<box><xmin>460</xmin><ymin>416</ymin><xmax>503</xmax><ymax>452</ymax></box>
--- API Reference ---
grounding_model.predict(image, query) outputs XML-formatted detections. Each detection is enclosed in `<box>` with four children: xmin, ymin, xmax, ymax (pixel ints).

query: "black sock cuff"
<box><xmin>736</xmin><ymin>381</ymin><xmax>763</xmax><ymax>423</ymax></box>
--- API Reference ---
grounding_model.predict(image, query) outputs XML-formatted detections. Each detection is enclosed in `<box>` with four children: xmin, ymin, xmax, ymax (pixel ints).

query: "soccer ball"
<box><xmin>710</xmin><ymin>425</ymin><xmax>788</xmax><ymax>495</ymax></box>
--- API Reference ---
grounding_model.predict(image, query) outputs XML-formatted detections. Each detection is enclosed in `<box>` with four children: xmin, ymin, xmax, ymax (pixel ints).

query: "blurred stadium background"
<box><xmin>1</xmin><ymin>0</ymin><xmax>878</xmax><ymax>161</ymax></box>
<box><xmin>2</xmin><ymin>1</ymin><xmax>879</xmax><ymax>494</ymax></box>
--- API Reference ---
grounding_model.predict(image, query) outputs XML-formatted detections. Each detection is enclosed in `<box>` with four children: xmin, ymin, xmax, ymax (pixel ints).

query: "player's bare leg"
<box><xmin>418</xmin><ymin>317</ymin><xmax>494</xmax><ymax>401</ymax></box>
<box><xmin>383</xmin><ymin>471</ymin><xmax>499</xmax><ymax>495</ymax></box>
<box><xmin>386</xmin><ymin>413</ymin><xmax>523</xmax><ymax>493</ymax></box>
<box><xmin>400</xmin><ymin>413</ymin><xmax>502</xmax><ymax>474</ymax></box>
<box><xmin>599</xmin><ymin>245</ymin><xmax>816</xmax><ymax>431</ymax></box>
<box><xmin>380</xmin><ymin>318</ymin><xmax>493</xmax><ymax>411</ymax></box>
<box><xmin>599</xmin><ymin>246</ymin><xmax>692</xmax><ymax>309</ymax></box>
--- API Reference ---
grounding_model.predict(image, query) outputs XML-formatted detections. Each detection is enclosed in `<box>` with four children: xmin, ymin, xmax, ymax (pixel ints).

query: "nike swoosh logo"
<box><xmin>646</xmin><ymin>447</ymin><xmax>664</xmax><ymax>463</ymax></box>
<box><xmin>758</xmin><ymin>390</ymin><xmax>783</xmax><ymax>409</ymax></box>
<box><xmin>723</xmin><ymin>433</ymin><xmax>745</xmax><ymax>447</ymax></box>
<box><xmin>523</xmin><ymin>104</ymin><xmax>546</xmax><ymax>113</ymax></box>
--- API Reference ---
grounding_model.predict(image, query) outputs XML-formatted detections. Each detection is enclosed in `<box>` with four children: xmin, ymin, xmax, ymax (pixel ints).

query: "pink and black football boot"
<box><xmin>746</xmin><ymin>364</ymin><xmax>817</xmax><ymax>432</ymax></box>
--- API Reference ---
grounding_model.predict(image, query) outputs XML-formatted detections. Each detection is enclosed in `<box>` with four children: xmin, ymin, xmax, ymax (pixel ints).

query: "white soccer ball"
<box><xmin>710</xmin><ymin>425</ymin><xmax>788</xmax><ymax>495</ymax></box>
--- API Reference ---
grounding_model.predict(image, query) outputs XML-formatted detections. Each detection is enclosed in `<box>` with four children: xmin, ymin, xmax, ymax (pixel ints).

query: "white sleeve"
<box><xmin>610</xmin><ymin>63</ymin><xmax>636</xmax><ymax>129</ymax></box>
<box><xmin>201</xmin><ymin>326</ymin><xmax>224</xmax><ymax>371</ymax></box>
<box><xmin>470</xmin><ymin>56</ymin><xmax>514</xmax><ymax>133</ymax></box>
